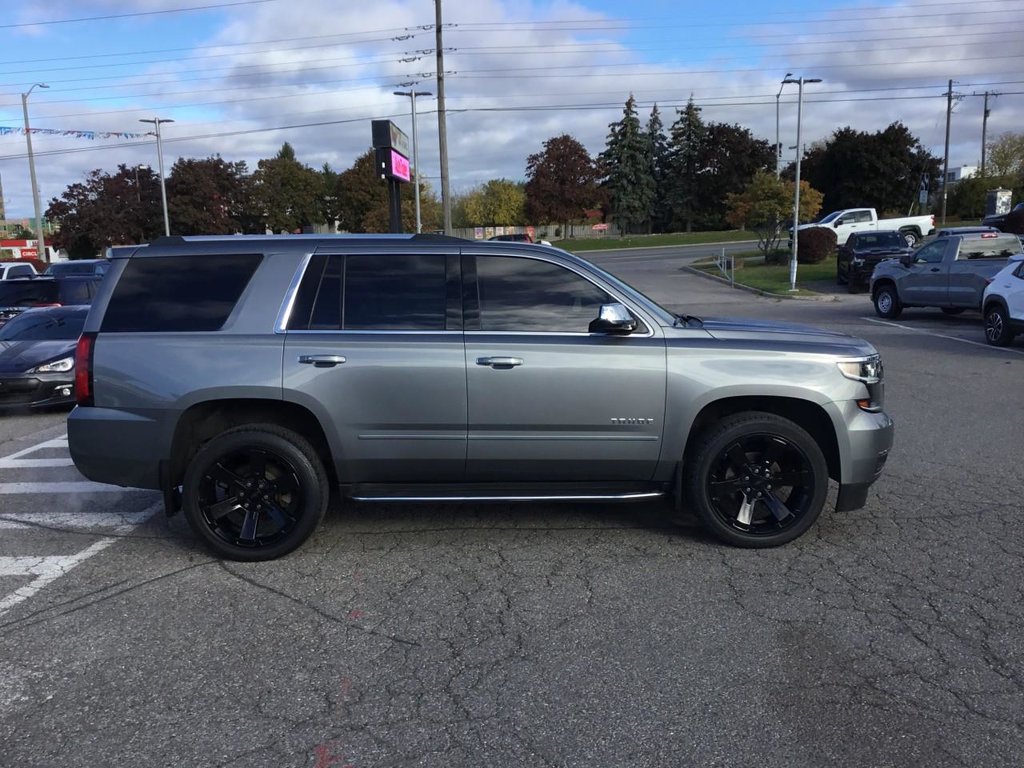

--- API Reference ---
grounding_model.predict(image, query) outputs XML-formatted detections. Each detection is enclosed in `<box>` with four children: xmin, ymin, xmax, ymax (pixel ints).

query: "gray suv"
<box><xmin>69</xmin><ymin>235</ymin><xmax>894</xmax><ymax>560</ymax></box>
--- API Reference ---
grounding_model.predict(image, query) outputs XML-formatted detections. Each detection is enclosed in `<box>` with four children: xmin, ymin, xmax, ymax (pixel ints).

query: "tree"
<box><xmin>334</xmin><ymin>149</ymin><xmax>440</xmax><ymax>233</ymax></box>
<box><xmin>664</xmin><ymin>97</ymin><xmax>707</xmax><ymax>232</ymax></box>
<box><xmin>250</xmin><ymin>142</ymin><xmax>324</xmax><ymax>233</ymax></box>
<box><xmin>985</xmin><ymin>132</ymin><xmax>1024</xmax><ymax>178</ymax></box>
<box><xmin>645</xmin><ymin>104</ymin><xmax>671</xmax><ymax>233</ymax></box>
<box><xmin>166</xmin><ymin>156</ymin><xmax>248</xmax><ymax>235</ymax></box>
<box><xmin>461</xmin><ymin>179</ymin><xmax>526</xmax><ymax>226</ymax></box>
<box><xmin>45</xmin><ymin>165</ymin><xmax>164</xmax><ymax>258</ymax></box>
<box><xmin>725</xmin><ymin>170</ymin><xmax>824</xmax><ymax>258</ymax></box>
<box><xmin>524</xmin><ymin>135</ymin><xmax>601</xmax><ymax>236</ymax></box>
<box><xmin>696</xmin><ymin>123</ymin><xmax>774</xmax><ymax>230</ymax></box>
<box><xmin>599</xmin><ymin>94</ymin><xmax>655</xmax><ymax>235</ymax></box>
<box><xmin>798</xmin><ymin>123</ymin><xmax>941</xmax><ymax>214</ymax></box>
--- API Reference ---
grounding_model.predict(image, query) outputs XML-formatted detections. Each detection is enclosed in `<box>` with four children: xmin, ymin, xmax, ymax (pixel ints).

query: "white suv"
<box><xmin>982</xmin><ymin>254</ymin><xmax>1024</xmax><ymax>346</ymax></box>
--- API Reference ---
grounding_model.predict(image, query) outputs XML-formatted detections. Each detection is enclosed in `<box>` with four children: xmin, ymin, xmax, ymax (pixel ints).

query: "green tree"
<box><xmin>985</xmin><ymin>132</ymin><xmax>1024</xmax><ymax>178</ymax></box>
<box><xmin>725</xmin><ymin>170</ymin><xmax>824</xmax><ymax>258</ymax></box>
<box><xmin>461</xmin><ymin>179</ymin><xmax>526</xmax><ymax>225</ymax></box>
<box><xmin>166</xmin><ymin>156</ymin><xmax>247</xmax><ymax>235</ymax></box>
<box><xmin>665</xmin><ymin>96</ymin><xmax>707</xmax><ymax>232</ymax></box>
<box><xmin>45</xmin><ymin>165</ymin><xmax>164</xmax><ymax>257</ymax></box>
<box><xmin>799</xmin><ymin>123</ymin><xmax>941</xmax><ymax>214</ymax></box>
<box><xmin>645</xmin><ymin>103</ymin><xmax>671</xmax><ymax>233</ymax></box>
<box><xmin>600</xmin><ymin>94</ymin><xmax>655</xmax><ymax>235</ymax></box>
<box><xmin>334</xmin><ymin>149</ymin><xmax>440</xmax><ymax>233</ymax></box>
<box><xmin>696</xmin><ymin>123</ymin><xmax>774</xmax><ymax>230</ymax></box>
<box><xmin>524</xmin><ymin>135</ymin><xmax>601</xmax><ymax>236</ymax></box>
<box><xmin>250</xmin><ymin>142</ymin><xmax>324</xmax><ymax>232</ymax></box>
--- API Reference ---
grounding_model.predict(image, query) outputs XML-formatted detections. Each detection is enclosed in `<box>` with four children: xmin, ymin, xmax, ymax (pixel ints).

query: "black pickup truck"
<box><xmin>836</xmin><ymin>230</ymin><xmax>913</xmax><ymax>293</ymax></box>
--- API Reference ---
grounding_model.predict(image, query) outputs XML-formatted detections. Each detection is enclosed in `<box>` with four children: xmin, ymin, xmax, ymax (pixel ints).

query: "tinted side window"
<box><xmin>101</xmin><ymin>254</ymin><xmax>262</xmax><ymax>332</ymax></box>
<box><xmin>288</xmin><ymin>254</ymin><xmax>448</xmax><ymax>331</ymax></box>
<box><xmin>0</xmin><ymin>281</ymin><xmax>57</xmax><ymax>306</ymax></box>
<box><xmin>915</xmin><ymin>241</ymin><xmax>946</xmax><ymax>264</ymax></box>
<box><xmin>474</xmin><ymin>256</ymin><xmax>613</xmax><ymax>333</ymax></box>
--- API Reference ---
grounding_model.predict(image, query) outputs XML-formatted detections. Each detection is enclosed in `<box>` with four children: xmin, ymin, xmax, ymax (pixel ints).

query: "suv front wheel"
<box><xmin>683</xmin><ymin>412</ymin><xmax>829</xmax><ymax>548</ymax></box>
<box><xmin>182</xmin><ymin>424</ymin><xmax>329</xmax><ymax>561</ymax></box>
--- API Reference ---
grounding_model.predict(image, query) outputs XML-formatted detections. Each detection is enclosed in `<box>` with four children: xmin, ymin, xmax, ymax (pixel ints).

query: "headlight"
<box><xmin>31</xmin><ymin>356</ymin><xmax>74</xmax><ymax>373</ymax></box>
<box><xmin>837</xmin><ymin>355</ymin><xmax>883</xmax><ymax>411</ymax></box>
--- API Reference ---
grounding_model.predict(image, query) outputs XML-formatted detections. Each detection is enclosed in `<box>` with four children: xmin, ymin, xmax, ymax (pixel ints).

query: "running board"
<box><xmin>347</xmin><ymin>483</ymin><xmax>666</xmax><ymax>503</ymax></box>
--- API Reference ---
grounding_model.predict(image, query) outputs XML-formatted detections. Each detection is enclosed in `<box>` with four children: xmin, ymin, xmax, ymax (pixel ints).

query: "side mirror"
<box><xmin>589</xmin><ymin>303</ymin><xmax>637</xmax><ymax>334</ymax></box>
<box><xmin>834</xmin><ymin>218</ymin><xmax>845</xmax><ymax>226</ymax></box>
<box><xmin>900</xmin><ymin>253</ymin><xmax>914</xmax><ymax>267</ymax></box>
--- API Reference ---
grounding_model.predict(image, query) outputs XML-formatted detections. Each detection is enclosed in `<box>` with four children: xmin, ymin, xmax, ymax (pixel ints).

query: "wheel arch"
<box><xmin>872</xmin><ymin>277</ymin><xmax>898</xmax><ymax>299</ymax></box>
<box><xmin>682</xmin><ymin>396</ymin><xmax>840</xmax><ymax>482</ymax></box>
<box><xmin>167</xmin><ymin>399</ymin><xmax>335</xmax><ymax>489</ymax></box>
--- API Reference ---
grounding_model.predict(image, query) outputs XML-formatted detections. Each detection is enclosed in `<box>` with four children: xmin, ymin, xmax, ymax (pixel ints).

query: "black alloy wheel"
<box><xmin>182</xmin><ymin>425</ymin><xmax>328</xmax><ymax>560</ymax></box>
<box><xmin>683</xmin><ymin>412</ymin><xmax>829</xmax><ymax>548</ymax></box>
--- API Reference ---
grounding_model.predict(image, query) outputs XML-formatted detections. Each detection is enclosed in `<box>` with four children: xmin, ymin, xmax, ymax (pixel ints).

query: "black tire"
<box><xmin>940</xmin><ymin>307</ymin><xmax>965</xmax><ymax>316</ymax></box>
<box><xmin>682</xmin><ymin>412</ymin><xmax>829</xmax><ymax>548</ymax></box>
<box><xmin>873</xmin><ymin>284</ymin><xmax>902</xmax><ymax>319</ymax></box>
<box><xmin>901</xmin><ymin>229</ymin><xmax>919</xmax><ymax>247</ymax></box>
<box><xmin>182</xmin><ymin>424</ymin><xmax>329</xmax><ymax>561</ymax></box>
<box><xmin>984</xmin><ymin>303</ymin><xmax>1015</xmax><ymax>347</ymax></box>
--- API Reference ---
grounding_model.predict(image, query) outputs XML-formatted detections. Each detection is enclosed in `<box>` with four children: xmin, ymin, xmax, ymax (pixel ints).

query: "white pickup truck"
<box><xmin>797</xmin><ymin>208</ymin><xmax>935</xmax><ymax>246</ymax></box>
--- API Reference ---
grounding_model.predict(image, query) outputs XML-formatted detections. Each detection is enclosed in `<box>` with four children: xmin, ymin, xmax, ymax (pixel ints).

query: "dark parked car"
<box><xmin>837</xmin><ymin>230</ymin><xmax>913</xmax><ymax>292</ymax></box>
<box><xmin>982</xmin><ymin>202</ymin><xmax>1024</xmax><ymax>231</ymax></box>
<box><xmin>43</xmin><ymin>259</ymin><xmax>111</xmax><ymax>277</ymax></box>
<box><xmin>0</xmin><ymin>305</ymin><xmax>87</xmax><ymax>409</ymax></box>
<box><xmin>0</xmin><ymin>275</ymin><xmax>104</xmax><ymax>327</ymax></box>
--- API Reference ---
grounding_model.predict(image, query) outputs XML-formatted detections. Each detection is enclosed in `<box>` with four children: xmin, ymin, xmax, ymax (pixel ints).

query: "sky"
<box><xmin>0</xmin><ymin>0</ymin><xmax>1022</xmax><ymax>220</ymax></box>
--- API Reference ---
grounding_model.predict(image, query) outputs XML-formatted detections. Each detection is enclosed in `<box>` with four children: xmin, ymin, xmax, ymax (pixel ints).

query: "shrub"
<box><xmin>796</xmin><ymin>226</ymin><xmax>838</xmax><ymax>264</ymax></box>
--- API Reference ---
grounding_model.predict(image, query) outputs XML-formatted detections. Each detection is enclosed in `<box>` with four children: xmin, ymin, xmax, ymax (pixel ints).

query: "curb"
<box><xmin>681</xmin><ymin>265</ymin><xmax>841</xmax><ymax>302</ymax></box>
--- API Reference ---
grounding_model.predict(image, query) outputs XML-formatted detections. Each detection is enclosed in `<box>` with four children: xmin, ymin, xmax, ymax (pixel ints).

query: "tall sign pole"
<box><xmin>21</xmin><ymin>83</ymin><xmax>49</xmax><ymax>262</ymax></box>
<box><xmin>435</xmin><ymin>0</ymin><xmax>452</xmax><ymax>235</ymax></box>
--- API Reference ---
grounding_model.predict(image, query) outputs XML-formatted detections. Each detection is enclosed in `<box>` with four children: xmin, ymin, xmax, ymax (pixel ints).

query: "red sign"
<box><xmin>19</xmin><ymin>248</ymin><xmax>38</xmax><ymax>258</ymax></box>
<box><xmin>592</xmin><ymin>223</ymin><xmax>610</xmax><ymax>231</ymax></box>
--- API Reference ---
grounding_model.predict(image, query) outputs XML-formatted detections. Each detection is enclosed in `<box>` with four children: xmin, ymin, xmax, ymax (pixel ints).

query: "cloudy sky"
<box><xmin>0</xmin><ymin>0</ymin><xmax>1021</xmax><ymax>220</ymax></box>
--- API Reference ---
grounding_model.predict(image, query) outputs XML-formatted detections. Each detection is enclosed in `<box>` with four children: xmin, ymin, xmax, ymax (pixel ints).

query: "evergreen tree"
<box><xmin>599</xmin><ymin>94</ymin><xmax>656</xmax><ymax>235</ymax></box>
<box><xmin>665</xmin><ymin>97</ymin><xmax>707</xmax><ymax>232</ymax></box>
<box><xmin>645</xmin><ymin>103</ymin><xmax>670</xmax><ymax>233</ymax></box>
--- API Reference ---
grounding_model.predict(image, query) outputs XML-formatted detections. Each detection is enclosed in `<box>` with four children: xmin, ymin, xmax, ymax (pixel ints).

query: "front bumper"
<box><xmin>0</xmin><ymin>372</ymin><xmax>75</xmax><ymax>409</ymax></box>
<box><xmin>831</xmin><ymin>402</ymin><xmax>895</xmax><ymax>511</ymax></box>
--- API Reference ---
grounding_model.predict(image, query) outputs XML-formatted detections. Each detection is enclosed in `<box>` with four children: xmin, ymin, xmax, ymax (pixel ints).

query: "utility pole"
<box><xmin>775</xmin><ymin>73</ymin><xmax>791</xmax><ymax>177</ymax></box>
<box><xmin>978</xmin><ymin>90</ymin><xmax>1000</xmax><ymax>176</ymax></box>
<box><xmin>393</xmin><ymin>90</ymin><xmax>432</xmax><ymax>233</ymax></box>
<box><xmin>435</xmin><ymin>0</ymin><xmax>452</xmax><ymax>235</ymax></box>
<box><xmin>941</xmin><ymin>80</ymin><xmax>953</xmax><ymax>225</ymax></box>
<box><xmin>21</xmin><ymin>83</ymin><xmax>49</xmax><ymax>263</ymax></box>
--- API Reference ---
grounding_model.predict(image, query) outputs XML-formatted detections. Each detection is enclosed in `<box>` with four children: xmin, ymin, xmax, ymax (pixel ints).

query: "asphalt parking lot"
<box><xmin>1</xmin><ymin>250</ymin><xmax>1022</xmax><ymax>767</ymax></box>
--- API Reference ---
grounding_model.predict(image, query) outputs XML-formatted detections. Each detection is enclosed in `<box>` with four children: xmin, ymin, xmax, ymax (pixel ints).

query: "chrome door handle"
<box><xmin>476</xmin><ymin>356</ymin><xmax>523</xmax><ymax>368</ymax></box>
<box><xmin>298</xmin><ymin>355</ymin><xmax>346</xmax><ymax>367</ymax></box>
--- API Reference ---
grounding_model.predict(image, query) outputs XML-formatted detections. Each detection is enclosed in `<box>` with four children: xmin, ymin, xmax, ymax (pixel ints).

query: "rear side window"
<box><xmin>288</xmin><ymin>254</ymin><xmax>448</xmax><ymax>331</ymax></box>
<box><xmin>957</xmin><ymin>236</ymin><xmax>1022</xmax><ymax>260</ymax></box>
<box><xmin>0</xmin><ymin>281</ymin><xmax>57</xmax><ymax>306</ymax></box>
<box><xmin>101</xmin><ymin>254</ymin><xmax>262</xmax><ymax>332</ymax></box>
<box><xmin>57</xmin><ymin>279</ymin><xmax>98</xmax><ymax>305</ymax></box>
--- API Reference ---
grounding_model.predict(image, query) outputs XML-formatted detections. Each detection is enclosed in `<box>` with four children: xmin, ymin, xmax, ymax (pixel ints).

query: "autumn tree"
<box><xmin>45</xmin><ymin>165</ymin><xmax>164</xmax><ymax>258</ymax></box>
<box><xmin>726</xmin><ymin>170</ymin><xmax>824</xmax><ymax>259</ymax></box>
<box><xmin>599</xmin><ymin>94</ymin><xmax>655</xmax><ymax>235</ymax></box>
<box><xmin>335</xmin><ymin>149</ymin><xmax>440</xmax><ymax>233</ymax></box>
<box><xmin>166</xmin><ymin>156</ymin><xmax>248</xmax><ymax>235</ymax></box>
<box><xmin>524</xmin><ymin>135</ymin><xmax>600</xmax><ymax>236</ymax></box>
<box><xmin>461</xmin><ymin>179</ymin><xmax>526</xmax><ymax>225</ymax></box>
<box><xmin>250</xmin><ymin>142</ymin><xmax>325</xmax><ymax>233</ymax></box>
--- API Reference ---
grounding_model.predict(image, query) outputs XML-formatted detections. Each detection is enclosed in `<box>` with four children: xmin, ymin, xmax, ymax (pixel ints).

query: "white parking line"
<box><xmin>861</xmin><ymin>317</ymin><xmax>1024</xmax><ymax>355</ymax></box>
<box><xmin>0</xmin><ymin>481</ymin><xmax>143</xmax><ymax>494</ymax></box>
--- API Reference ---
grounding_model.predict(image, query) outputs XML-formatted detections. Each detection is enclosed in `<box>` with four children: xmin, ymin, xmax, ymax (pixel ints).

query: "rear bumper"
<box><xmin>67</xmin><ymin>406</ymin><xmax>166</xmax><ymax>489</ymax></box>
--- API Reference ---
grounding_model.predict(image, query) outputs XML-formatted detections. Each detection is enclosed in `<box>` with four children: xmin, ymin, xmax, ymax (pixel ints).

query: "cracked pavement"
<box><xmin>0</xmin><ymin>255</ymin><xmax>1021</xmax><ymax>767</ymax></box>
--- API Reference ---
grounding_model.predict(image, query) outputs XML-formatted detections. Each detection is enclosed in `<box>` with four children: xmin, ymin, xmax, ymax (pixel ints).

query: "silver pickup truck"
<box><xmin>68</xmin><ymin>235</ymin><xmax>894</xmax><ymax>560</ymax></box>
<box><xmin>870</xmin><ymin>231</ymin><xmax>1023</xmax><ymax>319</ymax></box>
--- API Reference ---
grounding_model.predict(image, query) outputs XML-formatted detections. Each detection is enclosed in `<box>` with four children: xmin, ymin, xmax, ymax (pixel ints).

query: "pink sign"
<box><xmin>390</xmin><ymin>150</ymin><xmax>411</xmax><ymax>182</ymax></box>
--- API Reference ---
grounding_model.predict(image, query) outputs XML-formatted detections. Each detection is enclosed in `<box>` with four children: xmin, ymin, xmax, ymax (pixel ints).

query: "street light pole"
<box><xmin>783</xmin><ymin>75</ymin><xmax>822</xmax><ymax>292</ymax></box>
<box><xmin>776</xmin><ymin>73</ymin><xmax>792</xmax><ymax>177</ymax></box>
<box><xmin>394</xmin><ymin>89</ymin><xmax>432</xmax><ymax>233</ymax></box>
<box><xmin>21</xmin><ymin>83</ymin><xmax>49</xmax><ymax>263</ymax></box>
<box><xmin>139</xmin><ymin>117</ymin><xmax>174</xmax><ymax>236</ymax></box>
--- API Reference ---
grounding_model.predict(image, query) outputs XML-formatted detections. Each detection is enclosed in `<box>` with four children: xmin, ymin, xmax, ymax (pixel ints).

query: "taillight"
<box><xmin>74</xmin><ymin>332</ymin><xmax>96</xmax><ymax>406</ymax></box>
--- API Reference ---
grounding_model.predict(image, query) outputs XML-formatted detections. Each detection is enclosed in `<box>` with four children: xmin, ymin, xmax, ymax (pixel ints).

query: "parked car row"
<box><xmin>845</xmin><ymin>229</ymin><xmax>1024</xmax><ymax>347</ymax></box>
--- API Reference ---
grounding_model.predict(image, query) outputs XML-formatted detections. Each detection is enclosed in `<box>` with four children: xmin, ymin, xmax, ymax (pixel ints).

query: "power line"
<box><xmin>0</xmin><ymin>0</ymin><xmax>281</xmax><ymax>30</ymax></box>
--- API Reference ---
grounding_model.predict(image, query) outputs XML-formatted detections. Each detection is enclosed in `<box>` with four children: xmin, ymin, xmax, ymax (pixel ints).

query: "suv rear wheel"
<box><xmin>182</xmin><ymin>424</ymin><xmax>329</xmax><ymax>561</ymax></box>
<box><xmin>683</xmin><ymin>412</ymin><xmax>829</xmax><ymax>548</ymax></box>
<box><xmin>984</xmin><ymin>303</ymin><xmax>1015</xmax><ymax>346</ymax></box>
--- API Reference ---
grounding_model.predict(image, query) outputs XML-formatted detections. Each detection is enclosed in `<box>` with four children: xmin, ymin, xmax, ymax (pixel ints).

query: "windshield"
<box><xmin>859</xmin><ymin>232</ymin><xmax>904</xmax><ymax>248</ymax></box>
<box><xmin>818</xmin><ymin>211</ymin><xmax>842</xmax><ymax>224</ymax></box>
<box><xmin>0</xmin><ymin>310</ymin><xmax>85</xmax><ymax>341</ymax></box>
